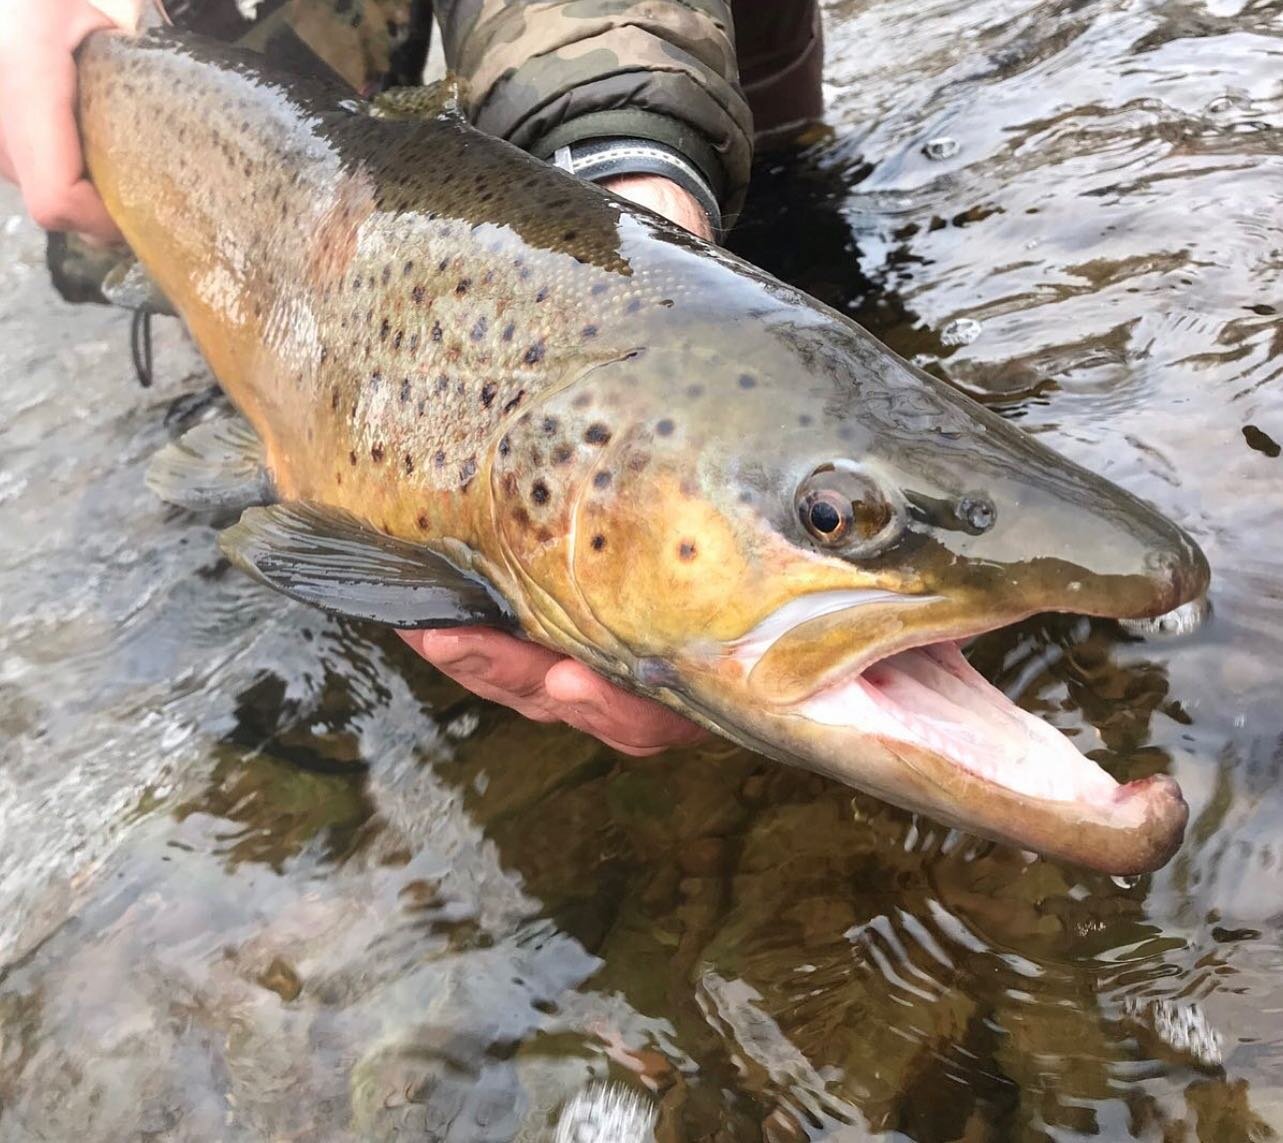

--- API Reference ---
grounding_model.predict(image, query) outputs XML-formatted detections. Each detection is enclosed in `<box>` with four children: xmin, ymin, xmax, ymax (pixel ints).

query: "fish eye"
<box><xmin>796</xmin><ymin>464</ymin><xmax>902</xmax><ymax>554</ymax></box>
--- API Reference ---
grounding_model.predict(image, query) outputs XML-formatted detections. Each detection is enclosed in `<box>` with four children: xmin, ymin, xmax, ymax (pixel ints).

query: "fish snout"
<box><xmin>1141</xmin><ymin>535</ymin><xmax>1211</xmax><ymax>618</ymax></box>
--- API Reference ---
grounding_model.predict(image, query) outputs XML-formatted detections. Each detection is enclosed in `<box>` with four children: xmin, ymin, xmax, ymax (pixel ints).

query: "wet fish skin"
<box><xmin>76</xmin><ymin>29</ymin><xmax>1209</xmax><ymax>873</ymax></box>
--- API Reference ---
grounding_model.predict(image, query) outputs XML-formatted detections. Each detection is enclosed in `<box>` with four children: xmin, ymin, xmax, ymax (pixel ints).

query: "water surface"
<box><xmin>2</xmin><ymin>1</ymin><xmax>1282</xmax><ymax>1137</ymax></box>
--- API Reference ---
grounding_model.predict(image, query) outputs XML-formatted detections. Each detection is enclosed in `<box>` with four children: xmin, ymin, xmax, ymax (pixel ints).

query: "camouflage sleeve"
<box><xmin>435</xmin><ymin>0</ymin><xmax>754</xmax><ymax>221</ymax></box>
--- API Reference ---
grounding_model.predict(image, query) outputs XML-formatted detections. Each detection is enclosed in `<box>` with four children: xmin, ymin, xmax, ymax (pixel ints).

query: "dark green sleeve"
<box><xmin>434</xmin><ymin>0</ymin><xmax>754</xmax><ymax>221</ymax></box>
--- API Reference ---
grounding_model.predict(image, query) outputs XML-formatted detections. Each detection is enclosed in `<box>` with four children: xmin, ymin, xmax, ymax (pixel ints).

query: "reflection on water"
<box><xmin>3</xmin><ymin>0</ymin><xmax>1283</xmax><ymax>1137</ymax></box>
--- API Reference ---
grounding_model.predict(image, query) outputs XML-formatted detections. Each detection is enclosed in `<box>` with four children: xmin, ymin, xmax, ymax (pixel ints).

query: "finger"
<box><xmin>543</xmin><ymin>659</ymin><xmax>709</xmax><ymax>756</ymax></box>
<box><xmin>0</xmin><ymin>9</ymin><xmax>123</xmax><ymax>242</ymax></box>
<box><xmin>399</xmin><ymin>628</ymin><xmax>564</xmax><ymax>723</ymax></box>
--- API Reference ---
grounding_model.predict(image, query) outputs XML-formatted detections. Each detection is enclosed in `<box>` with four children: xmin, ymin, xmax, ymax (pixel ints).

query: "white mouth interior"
<box><xmin>798</xmin><ymin>641</ymin><xmax>1118</xmax><ymax>805</ymax></box>
<box><xmin>732</xmin><ymin>593</ymin><xmax>1119</xmax><ymax>806</ymax></box>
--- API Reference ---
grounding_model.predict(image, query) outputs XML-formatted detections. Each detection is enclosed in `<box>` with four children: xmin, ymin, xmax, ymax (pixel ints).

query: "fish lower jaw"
<box><xmin>793</xmin><ymin>640</ymin><xmax>1124</xmax><ymax>808</ymax></box>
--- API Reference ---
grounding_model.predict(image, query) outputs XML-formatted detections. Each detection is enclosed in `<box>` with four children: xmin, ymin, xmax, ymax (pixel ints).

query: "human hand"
<box><xmin>400</xmin><ymin>629</ymin><xmax>708</xmax><ymax>756</ymax></box>
<box><xmin>600</xmin><ymin>173</ymin><xmax>715</xmax><ymax>241</ymax></box>
<box><xmin>0</xmin><ymin>0</ymin><xmax>145</xmax><ymax>243</ymax></box>
<box><xmin>400</xmin><ymin>174</ymin><xmax>713</xmax><ymax>755</ymax></box>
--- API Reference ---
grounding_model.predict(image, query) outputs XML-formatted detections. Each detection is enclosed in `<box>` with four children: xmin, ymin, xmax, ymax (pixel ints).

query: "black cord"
<box><xmin>131</xmin><ymin>309</ymin><xmax>154</xmax><ymax>388</ymax></box>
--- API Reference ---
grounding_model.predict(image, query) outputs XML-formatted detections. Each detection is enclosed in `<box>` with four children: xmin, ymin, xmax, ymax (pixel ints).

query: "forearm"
<box><xmin>433</xmin><ymin>0</ymin><xmax>752</xmax><ymax>229</ymax></box>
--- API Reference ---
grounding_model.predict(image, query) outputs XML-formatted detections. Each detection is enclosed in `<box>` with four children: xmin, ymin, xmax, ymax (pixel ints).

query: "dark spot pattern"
<box><xmin>531</xmin><ymin>481</ymin><xmax>550</xmax><ymax>505</ymax></box>
<box><xmin>656</xmin><ymin>419</ymin><xmax>674</xmax><ymax>436</ymax></box>
<box><xmin>591</xmin><ymin>534</ymin><xmax>606</xmax><ymax>551</ymax></box>
<box><xmin>592</xmin><ymin>471</ymin><xmax>612</xmax><ymax>490</ymax></box>
<box><xmin>738</xmin><ymin>374</ymin><xmax>757</xmax><ymax>389</ymax></box>
<box><xmin>584</xmin><ymin>423</ymin><xmax>611</xmax><ymax>446</ymax></box>
<box><xmin>481</xmin><ymin>381</ymin><xmax>497</xmax><ymax>407</ymax></box>
<box><xmin>371</xmin><ymin>444</ymin><xmax>385</xmax><ymax>462</ymax></box>
<box><xmin>678</xmin><ymin>540</ymin><xmax>697</xmax><ymax>561</ymax></box>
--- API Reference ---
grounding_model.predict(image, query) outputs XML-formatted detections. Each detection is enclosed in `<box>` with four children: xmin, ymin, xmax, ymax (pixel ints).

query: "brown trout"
<box><xmin>76</xmin><ymin>29</ymin><xmax>1209</xmax><ymax>874</ymax></box>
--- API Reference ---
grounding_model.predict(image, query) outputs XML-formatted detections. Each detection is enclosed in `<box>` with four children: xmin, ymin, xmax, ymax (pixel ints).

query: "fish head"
<box><xmin>497</xmin><ymin>307</ymin><xmax>1208</xmax><ymax>875</ymax></box>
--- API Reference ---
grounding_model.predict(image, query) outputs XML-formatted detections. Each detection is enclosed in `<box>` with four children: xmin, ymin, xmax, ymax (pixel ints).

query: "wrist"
<box><xmin>551</xmin><ymin>138</ymin><xmax>720</xmax><ymax>241</ymax></box>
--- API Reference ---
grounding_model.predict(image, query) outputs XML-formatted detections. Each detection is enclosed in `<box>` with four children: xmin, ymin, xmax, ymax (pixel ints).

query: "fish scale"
<box><xmin>76</xmin><ymin>27</ymin><xmax>1211</xmax><ymax>875</ymax></box>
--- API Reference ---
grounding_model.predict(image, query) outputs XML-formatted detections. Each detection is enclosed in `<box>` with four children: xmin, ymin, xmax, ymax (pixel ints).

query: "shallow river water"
<box><xmin>2</xmin><ymin>1</ymin><xmax>1282</xmax><ymax>1138</ymax></box>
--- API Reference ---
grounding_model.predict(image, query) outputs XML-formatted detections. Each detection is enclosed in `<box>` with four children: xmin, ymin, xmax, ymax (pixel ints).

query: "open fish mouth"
<box><xmin>798</xmin><ymin>639</ymin><xmax>1122</xmax><ymax>806</ymax></box>
<box><xmin>722</xmin><ymin>589</ymin><xmax>1191</xmax><ymax>866</ymax></box>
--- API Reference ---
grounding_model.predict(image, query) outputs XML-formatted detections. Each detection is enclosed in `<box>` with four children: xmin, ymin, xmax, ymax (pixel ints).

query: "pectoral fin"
<box><xmin>101</xmin><ymin>258</ymin><xmax>176</xmax><ymax>316</ymax></box>
<box><xmin>219</xmin><ymin>502</ymin><xmax>513</xmax><ymax>629</ymax></box>
<box><xmin>147</xmin><ymin>416</ymin><xmax>273</xmax><ymax>512</ymax></box>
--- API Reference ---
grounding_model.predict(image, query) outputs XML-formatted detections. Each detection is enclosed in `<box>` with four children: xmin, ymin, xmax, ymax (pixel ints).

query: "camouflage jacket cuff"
<box><xmin>444</xmin><ymin>4</ymin><xmax>753</xmax><ymax>223</ymax></box>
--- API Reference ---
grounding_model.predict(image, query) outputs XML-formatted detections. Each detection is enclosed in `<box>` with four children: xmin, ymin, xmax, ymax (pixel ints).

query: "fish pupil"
<box><xmin>809</xmin><ymin>500</ymin><xmax>842</xmax><ymax>534</ymax></box>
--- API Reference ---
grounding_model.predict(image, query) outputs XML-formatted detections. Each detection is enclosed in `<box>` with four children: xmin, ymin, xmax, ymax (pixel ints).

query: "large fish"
<box><xmin>76</xmin><ymin>28</ymin><xmax>1209</xmax><ymax>874</ymax></box>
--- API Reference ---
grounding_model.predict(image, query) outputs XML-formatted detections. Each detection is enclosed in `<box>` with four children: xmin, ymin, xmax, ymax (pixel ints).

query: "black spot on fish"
<box><xmin>404</xmin><ymin>454</ymin><xmax>415</xmax><ymax>474</ymax></box>
<box><xmin>399</xmin><ymin>379</ymin><xmax>412</xmax><ymax>403</ymax></box>
<box><xmin>435</xmin><ymin>375</ymin><xmax>449</xmax><ymax>394</ymax></box>
<box><xmin>455</xmin><ymin>278</ymin><xmax>471</xmax><ymax>295</ymax></box>
<box><xmin>431</xmin><ymin>321</ymin><xmax>443</xmax><ymax>342</ymax></box>
<box><xmin>481</xmin><ymin>382</ymin><xmax>497</xmax><ymax>407</ymax></box>
<box><xmin>434</xmin><ymin>449</ymin><xmax>446</xmax><ymax>468</ymax></box>
<box><xmin>656</xmin><ymin>419</ymin><xmax>674</xmax><ymax>437</ymax></box>
<box><xmin>380</xmin><ymin>318</ymin><xmax>391</xmax><ymax>341</ymax></box>
<box><xmin>417</xmin><ymin>512</ymin><xmax>430</xmax><ymax>529</ymax></box>
<box><xmin>370</xmin><ymin>369</ymin><xmax>383</xmax><ymax>388</ymax></box>
<box><xmin>798</xmin><ymin>413</ymin><xmax>813</xmax><ymax>427</ymax></box>
<box><xmin>352</xmin><ymin>274</ymin><xmax>363</xmax><ymax>290</ymax></box>
<box><xmin>535</xmin><ymin>287</ymin><xmax>549</xmax><ymax>303</ymax></box>
<box><xmin>552</xmin><ymin>444</ymin><xmax>572</xmax><ymax>465</ymax></box>
<box><xmin>403</xmin><ymin>260</ymin><xmax>415</xmax><ymax>277</ymax></box>
<box><xmin>502</xmin><ymin>390</ymin><xmax>526</xmax><ymax>414</ymax></box>
<box><xmin>584</xmin><ymin>423</ymin><xmax>611</xmax><ymax>446</ymax></box>
<box><xmin>541</xmin><ymin>417</ymin><xmax>559</xmax><ymax>436</ymax></box>
<box><xmin>349</xmin><ymin>450</ymin><xmax>358</xmax><ymax>466</ymax></box>
<box><xmin>1244</xmin><ymin>425</ymin><xmax>1280</xmax><ymax>457</ymax></box>
<box><xmin>498</xmin><ymin>435</ymin><xmax>510</xmax><ymax>456</ymax></box>
<box><xmin>531</xmin><ymin>481</ymin><xmax>550</xmax><ymax>505</ymax></box>
<box><xmin>371</xmin><ymin>444</ymin><xmax>385</xmax><ymax>463</ymax></box>
<box><xmin>393</xmin><ymin>331</ymin><xmax>404</xmax><ymax>350</ymax></box>
<box><xmin>471</xmin><ymin>317</ymin><xmax>488</xmax><ymax>342</ymax></box>
<box><xmin>523</xmin><ymin>341</ymin><xmax>545</xmax><ymax>365</ymax></box>
<box><xmin>382</xmin><ymin>266</ymin><xmax>392</xmax><ymax>286</ymax></box>
<box><xmin>331</xmin><ymin>387</ymin><xmax>340</xmax><ymax>410</ymax></box>
<box><xmin>409</xmin><ymin>333</ymin><xmax>420</xmax><ymax>352</ymax></box>
<box><xmin>591</xmin><ymin>534</ymin><xmax>606</xmax><ymax>552</ymax></box>
<box><xmin>320</xmin><ymin>345</ymin><xmax>330</xmax><ymax>364</ymax></box>
<box><xmin>624</xmin><ymin>298</ymin><xmax>642</xmax><ymax>315</ymax></box>
<box><xmin>412</xmin><ymin>284</ymin><xmax>427</xmax><ymax>304</ymax></box>
<box><xmin>593</xmin><ymin>471</ymin><xmax>612</xmax><ymax>490</ymax></box>
<box><xmin>678</xmin><ymin>540</ymin><xmax>697</xmax><ymax>561</ymax></box>
<box><xmin>738</xmin><ymin>374</ymin><xmax>757</xmax><ymax>389</ymax></box>
<box><xmin>501</xmin><ymin>323</ymin><xmax>515</xmax><ymax>343</ymax></box>
<box><xmin>590</xmin><ymin>282</ymin><xmax>608</xmax><ymax>297</ymax></box>
<box><xmin>581</xmin><ymin>324</ymin><xmax>598</xmax><ymax>339</ymax></box>
<box><xmin>437</xmin><ymin>258</ymin><xmax>449</xmax><ymax>272</ymax></box>
<box><xmin>837</xmin><ymin>425</ymin><xmax>856</xmax><ymax>442</ymax></box>
<box><xmin>459</xmin><ymin>457</ymin><xmax>477</xmax><ymax>487</ymax></box>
